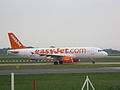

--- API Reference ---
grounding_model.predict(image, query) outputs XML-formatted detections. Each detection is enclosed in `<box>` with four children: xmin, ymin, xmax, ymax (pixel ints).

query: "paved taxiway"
<box><xmin>0</xmin><ymin>67</ymin><xmax>120</xmax><ymax>75</ymax></box>
<box><xmin>0</xmin><ymin>62</ymin><xmax>120</xmax><ymax>66</ymax></box>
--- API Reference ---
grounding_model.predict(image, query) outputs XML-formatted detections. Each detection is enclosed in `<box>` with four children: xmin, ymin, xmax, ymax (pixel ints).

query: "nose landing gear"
<box><xmin>90</xmin><ymin>58</ymin><xmax>95</xmax><ymax>64</ymax></box>
<box><xmin>92</xmin><ymin>61</ymin><xmax>95</xmax><ymax>64</ymax></box>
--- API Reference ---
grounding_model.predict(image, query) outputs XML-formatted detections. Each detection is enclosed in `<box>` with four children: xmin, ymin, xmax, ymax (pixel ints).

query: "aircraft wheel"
<box><xmin>59</xmin><ymin>61</ymin><xmax>63</xmax><ymax>64</ymax></box>
<box><xmin>92</xmin><ymin>61</ymin><xmax>95</xmax><ymax>64</ymax></box>
<box><xmin>54</xmin><ymin>61</ymin><xmax>58</xmax><ymax>65</ymax></box>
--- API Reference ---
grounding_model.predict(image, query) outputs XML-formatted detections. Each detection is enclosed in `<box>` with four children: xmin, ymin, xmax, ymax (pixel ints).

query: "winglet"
<box><xmin>8</xmin><ymin>33</ymin><xmax>26</xmax><ymax>49</ymax></box>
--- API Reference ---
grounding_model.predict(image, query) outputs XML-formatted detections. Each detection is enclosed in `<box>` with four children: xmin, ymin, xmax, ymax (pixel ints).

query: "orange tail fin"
<box><xmin>8</xmin><ymin>33</ymin><xmax>26</xmax><ymax>49</ymax></box>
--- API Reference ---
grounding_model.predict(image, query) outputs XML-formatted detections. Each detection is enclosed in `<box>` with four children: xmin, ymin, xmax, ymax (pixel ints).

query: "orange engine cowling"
<box><xmin>62</xmin><ymin>56</ymin><xmax>73</xmax><ymax>63</ymax></box>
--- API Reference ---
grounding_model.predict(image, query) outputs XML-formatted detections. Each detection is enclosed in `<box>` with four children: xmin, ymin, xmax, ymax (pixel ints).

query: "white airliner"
<box><xmin>7</xmin><ymin>33</ymin><xmax>108</xmax><ymax>64</ymax></box>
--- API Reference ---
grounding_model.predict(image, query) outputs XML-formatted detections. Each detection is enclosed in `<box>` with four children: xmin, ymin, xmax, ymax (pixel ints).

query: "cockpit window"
<box><xmin>98</xmin><ymin>50</ymin><xmax>104</xmax><ymax>52</ymax></box>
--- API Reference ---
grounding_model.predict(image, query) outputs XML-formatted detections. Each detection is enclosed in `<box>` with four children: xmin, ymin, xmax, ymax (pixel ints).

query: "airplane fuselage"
<box><xmin>8</xmin><ymin>47</ymin><xmax>108</xmax><ymax>60</ymax></box>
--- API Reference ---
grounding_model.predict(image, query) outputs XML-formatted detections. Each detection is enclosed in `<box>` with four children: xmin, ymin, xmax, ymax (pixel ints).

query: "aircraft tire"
<box><xmin>92</xmin><ymin>61</ymin><xmax>95</xmax><ymax>64</ymax></box>
<box><xmin>54</xmin><ymin>61</ymin><xmax>58</xmax><ymax>65</ymax></box>
<box><xmin>59</xmin><ymin>61</ymin><xmax>63</xmax><ymax>64</ymax></box>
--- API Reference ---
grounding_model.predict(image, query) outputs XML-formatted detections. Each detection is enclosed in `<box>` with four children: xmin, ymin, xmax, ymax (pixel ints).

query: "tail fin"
<box><xmin>8</xmin><ymin>33</ymin><xmax>26</xmax><ymax>49</ymax></box>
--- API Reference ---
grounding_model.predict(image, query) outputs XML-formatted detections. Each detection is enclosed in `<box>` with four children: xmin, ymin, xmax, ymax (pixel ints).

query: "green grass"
<box><xmin>0</xmin><ymin>55</ymin><xmax>16</xmax><ymax>56</ymax></box>
<box><xmin>80</xmin><ymin>58</ymin><xmax>120</xmax><ymax>62</ymax></box>
<box><xmin>0</xmin><ymin>72</ymin><xmax>120</xmax><ymax>90</ymax></box>
<box><xmin>0</xmin><ymin>64</ymin><xmax>120</xmax><ymax>70</ymax></box>
<box><xmin>108</xmin><ymin>54</ymin><xmax>120</xmax><ymax>56</ymax></box>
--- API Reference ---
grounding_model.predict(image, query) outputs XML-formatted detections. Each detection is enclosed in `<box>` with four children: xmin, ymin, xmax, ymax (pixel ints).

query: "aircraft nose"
<box><xmin>103</xmin><ymin>52</ymin><xmax>108</xmax><ymax>56</ymax></box>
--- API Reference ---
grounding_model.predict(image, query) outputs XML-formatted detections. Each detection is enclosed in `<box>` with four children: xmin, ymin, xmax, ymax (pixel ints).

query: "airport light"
<box><xmin>11</xmin><ymin>73</ymin><xmax>14</xmax><ymax>90</ymax></box>
<box><xmin>81</xmin><ymin>76</ymin><xmax>95</xmax><ymax>90</ymax></box>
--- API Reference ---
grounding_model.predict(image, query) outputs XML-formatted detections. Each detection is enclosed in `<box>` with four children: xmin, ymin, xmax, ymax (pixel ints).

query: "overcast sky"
<box><xmin>0</xmin><ymin>0</ymin><xmax>120</xmax><ymax>49</ymax></box>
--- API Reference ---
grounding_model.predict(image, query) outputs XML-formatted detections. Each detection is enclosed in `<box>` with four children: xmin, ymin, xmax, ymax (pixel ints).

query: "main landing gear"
<box><xmin>59</xmin><ymin>61</ymin><xmax>63</xmax><ymax>64</ymax></box>
<box><xmin>92</xmin><ymin>61</ymin><xmax>95</xmax><ymax>64</ymax></box>
<box><xmin>54</xmin><ymin>61</ymin><xmax>58</xmax><ymax>65</ymax></box>
<box><xmin>54</xmin><ymin>61</ymin><xmax>63</xmax><ymax>65</ymax></box>
<box><xmin>90</xmin><ymin>58</ymin><xmax>95</xmax><ymax>64</ymax></box>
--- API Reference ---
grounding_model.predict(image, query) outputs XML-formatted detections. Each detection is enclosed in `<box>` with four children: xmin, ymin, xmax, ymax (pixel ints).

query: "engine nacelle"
<box><xmin>73</xmin><ymin>59</ymin><xmax>79</xmax><ymax>62</ymax></box>
<box><xmin>62</xmin><ymin>56</ymin><xmax>73</xmax><ymax>63</ymax></box>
